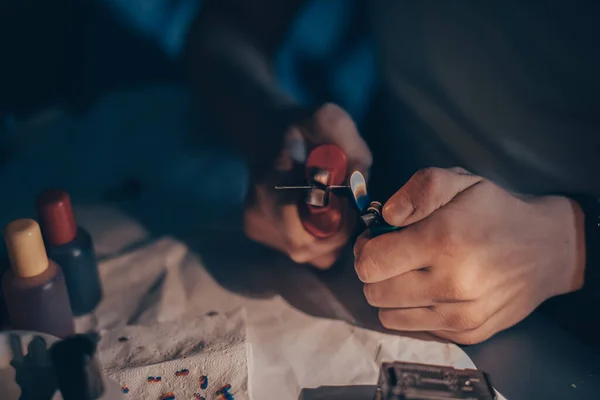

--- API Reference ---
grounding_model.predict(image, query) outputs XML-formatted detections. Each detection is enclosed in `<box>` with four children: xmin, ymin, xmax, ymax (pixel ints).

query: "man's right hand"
<box><xmin>243</xmin><ymin>103</ymin><xmax>372</xmax><ymax>269</ymax></box>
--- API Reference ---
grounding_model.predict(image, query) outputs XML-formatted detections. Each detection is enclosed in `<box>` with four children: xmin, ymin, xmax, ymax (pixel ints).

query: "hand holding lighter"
<box><xmin>359</xmin><ymin>201</ymin><xmax>401</xmax><ymax>236</ymax></box>
<box><xmin>349</xmin><ymin>171</ymin><xmax>401</xmax><ymax>236</ymax></box>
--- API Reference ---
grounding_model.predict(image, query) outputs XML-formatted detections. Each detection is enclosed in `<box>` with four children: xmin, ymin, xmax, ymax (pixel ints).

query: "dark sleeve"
<box><xmin>538</xmin><ymin>195</ymin><xmax>600</xmax><ymax>349</ymax></box>
<box><xmin>183</xmin><ymin>0</ymin><xmax>308</xmax><ymax>178</ymax></box>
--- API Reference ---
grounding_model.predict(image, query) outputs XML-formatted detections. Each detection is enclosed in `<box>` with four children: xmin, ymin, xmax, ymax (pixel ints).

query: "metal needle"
<box><xmin>274</xmin><ymin>185</ymin><xmax>350</xmax><ymax>190</ymax></box>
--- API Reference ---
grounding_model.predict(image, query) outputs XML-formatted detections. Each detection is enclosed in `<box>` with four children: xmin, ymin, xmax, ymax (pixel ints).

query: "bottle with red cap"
<box><xmin>36</xmin><ymin>189</ymin><xmax>103</xmax><ymax>330</ymax></box>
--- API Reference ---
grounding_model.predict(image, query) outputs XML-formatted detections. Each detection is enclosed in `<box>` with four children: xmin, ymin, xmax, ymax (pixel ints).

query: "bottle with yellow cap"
<box><xmin>2</xmin><ymin>218</ymin><xmax>75</xmax><ymax>338</ymax></box>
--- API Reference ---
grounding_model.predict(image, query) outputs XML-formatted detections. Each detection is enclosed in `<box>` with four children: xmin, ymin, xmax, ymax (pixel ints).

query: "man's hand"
<box><xmin>245</xmin><ymin>103</ymin><xmax>372</xmax><ymax>269</ymax></box>
<box><xmin>354</xmin><ymin>167</ymin><xmax>586</xmax><ymax>344</ymax></box>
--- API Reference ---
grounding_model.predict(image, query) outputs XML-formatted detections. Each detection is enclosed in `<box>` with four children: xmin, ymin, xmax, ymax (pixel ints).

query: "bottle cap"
<box><xmin>4</xmin><ymin>219</ymin><xmax>49</xmax><ymax>278</ymax></box>
<box><xmin>36</xmin><ymin>189</ymin><xmax>78</xmax><ymax>246</ymax></box>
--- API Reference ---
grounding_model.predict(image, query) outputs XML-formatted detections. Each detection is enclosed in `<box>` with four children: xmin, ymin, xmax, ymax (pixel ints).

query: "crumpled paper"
<box><xmin>85</xmin><ymin>230</ymin><xmax>248</xmax><ymax>399</ymax></box>
<box><xmin>248</xmin><ymin>297</ymin><xmax>507</xmax><ymax>399</ymax></box>
<box><xmin>77</xmin><ymin>205</ymin><xmax>505</xmax><ymax>400</ymax></box>
<box><xmin>98</xmin><ymin>309</ymin><xmax>248</xmax><ymax>400</ymax></box>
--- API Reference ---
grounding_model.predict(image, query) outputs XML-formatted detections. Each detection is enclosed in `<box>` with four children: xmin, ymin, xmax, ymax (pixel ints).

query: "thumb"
<box><xmin>274</xmin><ymin>127</ymin><xmax>307</xmax><ymax>172</ymax></box>
<box><xmin>310</xmin><ymin>103</ymin><xmax>372</xmax><ymax>177</ymax></box>
<box><xmin>382</xmin><ymin>167</ymin><xmax>482</xmax><ymax>227</ymax></box>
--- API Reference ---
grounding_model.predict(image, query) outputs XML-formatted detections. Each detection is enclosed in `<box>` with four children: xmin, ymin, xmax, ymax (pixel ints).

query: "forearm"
<box><xmin>183</xmin><ymin>3</ymin><xmax>306</xmax><ymax>178</ymax></box>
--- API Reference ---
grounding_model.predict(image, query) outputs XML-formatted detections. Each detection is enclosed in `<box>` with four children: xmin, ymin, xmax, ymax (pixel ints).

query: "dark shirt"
<box><xmin>369</xmin><ymin>1</ymin><xmax>600</xmax><ymax>197</ymax></box>
<box><xmin>369</xmin><ymin>0</ymin><xmax>600</xmax><ymax>350</ymax></box>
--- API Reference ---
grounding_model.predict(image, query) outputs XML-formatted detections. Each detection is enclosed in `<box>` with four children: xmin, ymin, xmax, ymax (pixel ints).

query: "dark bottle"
<box><xmin>50</xmin><ymin>334</ymin><xmax>104</xmax><ymax>400</ymax></box>
<box><xmin>2</xmin><ymin>218</ymin><xmax>75</xmax><ymax>338</ymax></box>
<box><xmin>50</xmin><ymin>333</ymin><xmax>124</xmax><ymax>400</ymax></box>
<box><xmin>36</xmin><ymin>189</ymin><xmax>103</xmax><ymax>323</ymax></box>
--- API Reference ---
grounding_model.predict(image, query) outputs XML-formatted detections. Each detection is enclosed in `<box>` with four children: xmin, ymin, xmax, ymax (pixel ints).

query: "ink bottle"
<box><xmin>37</xmin><ymin>189</ymin><xmax>103</xmax><ymax>332</ymax></box>
<box><xmin>51</xmin><ymin>333</ymin><xmax>123</xmax><ymax>400</ymax></box>
<box><xmin>2</xmin><ymin>218</ymin><xmax>75</xmax><ymax>338</ymax></box>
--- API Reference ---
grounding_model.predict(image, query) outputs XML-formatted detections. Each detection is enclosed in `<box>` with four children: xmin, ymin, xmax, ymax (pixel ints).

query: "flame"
<box><xmin>350</xmin><ymin>171</ymin><xmax>370</xmax><ymax>211</ymax></box>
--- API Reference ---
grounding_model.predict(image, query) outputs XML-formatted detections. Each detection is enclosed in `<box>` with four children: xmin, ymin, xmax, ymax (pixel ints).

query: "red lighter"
<box><xmin>298</xmin><ymin>144</ymin><xmax>348</xmax><ymax>238</ymax></box>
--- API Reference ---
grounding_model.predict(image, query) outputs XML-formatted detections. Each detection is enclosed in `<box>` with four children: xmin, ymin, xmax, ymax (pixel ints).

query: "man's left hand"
<box><xmin>353</xmin><ymin>167</ymin><xmax>586</xmax><ymax>344</ymax></box>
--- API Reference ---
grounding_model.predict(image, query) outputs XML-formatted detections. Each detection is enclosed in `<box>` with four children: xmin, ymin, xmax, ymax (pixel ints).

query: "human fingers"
<box><xmin>431</xmin><ymin>300</ymin><xmax>532</xmax><ymax>345</ymax></box>
<box><xmin>282</xmin><ymin>126</ymin><xmax>307</xmax><ymax>164</ymax></box>
<box><xmin>353</xmin><ymin>230</ymin><xmax>371</xmax><ymax>260</ymax></box>
<box><xmin>246</xmin><ymin>201</ymin><xmax>346</xmax><ymax>267</ymax></box>
<box><xmin>382</xmin><ymin>167</ymin><xmax>483</xmax><ymax>227</ymax></box>
<box><xmin>298</xmin><ymin>197</ymin><xmax>356</xmax><ymax>267</ymax></box>
<box><xmin>378</xmin><ymin>302</ymin><xmax>489</xmax><ymax>332</ymax></box>
<box><xmin>354</xmin><ymin>225</ymin><xmax>433</xmax><ymax>283</ymax></box>
<box><xmin>246</xmin><ymin>179</ymin><xmax>353</xmax><ymax>267</ymax></box>
<box><xmin>363</xmin><ymin>270</ymin><xmax>477</xmax><ymax>308</ymax></box>
<box><xmin>278</xmin><ymin>204</ymin><xmax>325</xmax><ymax>263</ymax></box>
<box><xmin>244</xmin><ymin>200</ymin><xmax>292</xmax><ymax>254</ymax></box>
<box><xmin>309</xmin><ymin>249</ymin><xmax>343</xmax><ymax>270</ymax></box>
<box><xmin>308</xmin><ymin>103</ymin><xmax>372</xmax><ymax>176</ymax></box>
<box><xmin>244</xmin><ymin>179</ymin><xmax>317</xmax><ymax>258</ymax></box>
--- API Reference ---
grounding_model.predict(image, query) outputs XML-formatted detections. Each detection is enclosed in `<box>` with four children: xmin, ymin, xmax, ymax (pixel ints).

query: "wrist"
<box><xmin>564</xmin><ymin>197</ymin><xmax>587</xmax><ymax>293</ymax></box>
<box><xmin>560</xmin><ymin>193</ymin><xmax>600</xmax><ymax>292</ymax></box>
<box><xmin>532</xmin><ymin>195</ymin><xmax>586</xmax><ymax>297</ymax></box>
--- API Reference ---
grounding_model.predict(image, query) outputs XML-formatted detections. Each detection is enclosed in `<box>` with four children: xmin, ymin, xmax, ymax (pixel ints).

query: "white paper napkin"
<box><xmin>247</xmin><ymin>296</ymin><xmax>507</xmax><ymax>399</ymax></box>
<box><xmin>98</xmin><ymin>309</ymin><xmax>248</xmax><ymax>400</ymax></box>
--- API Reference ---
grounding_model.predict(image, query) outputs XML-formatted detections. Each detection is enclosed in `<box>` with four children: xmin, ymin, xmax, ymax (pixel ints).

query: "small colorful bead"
<box><xmin>193</xmin><ymin>394</ymin><xmax>205</xmax><ymax>400</ymax></box>
<box><xmin>216</xmin><ymin>384</ymin><xmax>232</xmax><ymax>394</ymax></box>
<box><xmin>121</xmin><ymin>385</ymin><xmax>129</xmax><ymax>394</ymax></box>
<box><xmin>175</xmin><ymin>369</ymin><xmax>190</xmax><ymax>376</ymax></box>
<box><xmin>147</xmin><ymin>376</ymin><xmax>162</xmax><ymax>383</ymax></box>
<box><xmin>216</xmin><ymin>384</ymin><xmax>234</xmax><ymax>400</ymax></box>
<box><xmin>199</xmin><ymin>375</ymin><xmax>208</xmax><ymax>389</ymax></box>
<box><xmin>159</xmin><ymin>392</ymin><xmax>175</xmax><ymax>400</ymax></box>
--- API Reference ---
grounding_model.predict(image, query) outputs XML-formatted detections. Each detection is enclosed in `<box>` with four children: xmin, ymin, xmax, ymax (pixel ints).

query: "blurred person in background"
<box><xmin>1</xmin><ymin>0</ymin><xmax>599</xmax><ymax>348</ymax></box>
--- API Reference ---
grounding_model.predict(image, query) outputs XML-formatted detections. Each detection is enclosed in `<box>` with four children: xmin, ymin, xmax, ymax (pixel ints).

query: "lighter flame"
<box><xmin>350</xmin><ymin>171</ymin><xmax>370</xmax><ymax>211</ymax></box>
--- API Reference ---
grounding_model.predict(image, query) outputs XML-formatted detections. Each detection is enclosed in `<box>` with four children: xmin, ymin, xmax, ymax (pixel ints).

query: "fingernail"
<box><xmin>383</xmin><ymin>198</ymin><xmax>413</xmax><ymax>225</ymax></box>
<box><xmin>284</xmin><ymin>128</ymin><xmax>307</xmax><ymax>163</ymax></box>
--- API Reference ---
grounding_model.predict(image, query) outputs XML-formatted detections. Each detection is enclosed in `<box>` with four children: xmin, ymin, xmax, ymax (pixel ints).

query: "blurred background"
<box><xmin>0</xmin><ymin>0</ymin><xmax>379</xmax><ymax>328</ymax></box>
<box><xmin>0</xmin><ymin>0</ymin><xmax>233</xmax><ymax>212</ymax></box>
<box><xmin>0</xmin><ymin>0</ymin><xmax>377</xmax><ymax>217</ymax></box>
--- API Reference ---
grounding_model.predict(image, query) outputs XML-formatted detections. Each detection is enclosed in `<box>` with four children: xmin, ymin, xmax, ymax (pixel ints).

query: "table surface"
<box><xmin>110</xmin><ymin>193</ymin><xmax>600</xmax><ymax>400</ymax></box>
<box><xmin>4</xmin><ymin>87</ymin><xmax>598</xmax><ymax>400</ymax></box>
<box><xmin>297</xmin><ymin>304</ymin><xmax>600</xmax><ymax>400</ymax></box>
<box><xmin>3</xmin><ymin>198</ymin><xmax>598</xmax><ymax>400</ymax></box>
<box><xmin>298</xmin><ymin>312</ymin><xmax>600</xmax><ymax>400</ymax></box>
<box><xmin>463</xmin><ymin>312</ymin><xmax>600</xmax><ymax>400</ymax></box>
